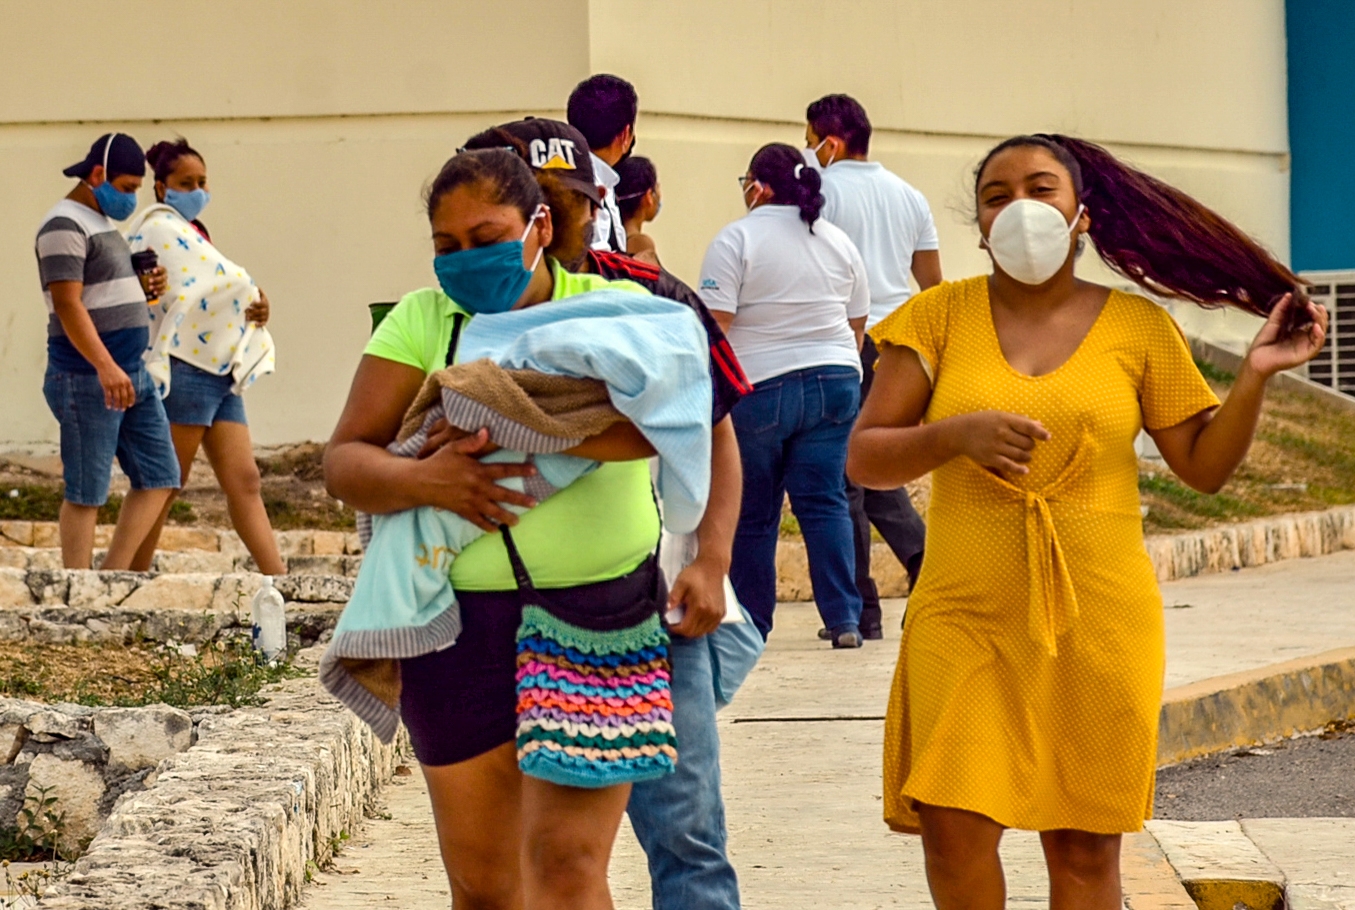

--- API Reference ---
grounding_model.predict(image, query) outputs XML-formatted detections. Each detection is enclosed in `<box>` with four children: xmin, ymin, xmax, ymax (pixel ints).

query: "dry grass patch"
<box><xmin>0</xmin><ymin>639</ymin><xmax>301</xmax><ymax>708</ymax></box>
<box><xmin>1140</xmin><ymin>367</ymin><xmax>1355</xmax><ymax>532</ymax></box>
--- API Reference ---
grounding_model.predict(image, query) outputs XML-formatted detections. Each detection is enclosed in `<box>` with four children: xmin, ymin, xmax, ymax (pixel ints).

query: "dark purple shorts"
<box><xmin>398</xmin><ymin>559</ymin><xmax>661</xmax><ymax>767</ymax></box>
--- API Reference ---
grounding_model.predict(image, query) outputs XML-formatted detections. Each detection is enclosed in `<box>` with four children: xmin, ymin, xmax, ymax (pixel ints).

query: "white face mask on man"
<box><xmin>983</xmin><ymin>199</ymin><xmax>1085</xmax><ymax>285</ymax></box>
<box><xmin>806</xmin><ymin>137</ymin><xmax>836</xmax><ymax>168</ymax></box>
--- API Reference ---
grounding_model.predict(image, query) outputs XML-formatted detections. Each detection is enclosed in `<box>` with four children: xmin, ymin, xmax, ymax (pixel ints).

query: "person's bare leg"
<box><xmin>58</xmin><ymin>501</ymin><xmax>99</xmax><ymax>569</ymax></box>
<box><xmin>202</xmin><ymin>420</ymin><xmax>285</xmax><ymax>575</ymax></box>
<box><xmin>130</xmin><ymin>424</ymin><xmax>205</xmax><ymax>572</ymax></box>
<box><xmin>521</xmin><ymin>777</ymin><xmax>631</xmax><ymax>910</ymax></box>
<box><xmin>421</xmin><ymin>742</ymin><xmax>525</xmax><ymax>910</ymax></box>
<box><xmin>1042</xmin><ymin>829</ymin><xmax>1122</xmax><ymax>910</ymax></box>
<box><xmin>917</xmin><ymin>803</ymin><xmax>1007</xmax><ymax>910</ymax></box>
<box><xmin>102</xmin><ymin>488</ymin><xmax>176</xmax><ymax>570</ymax></box>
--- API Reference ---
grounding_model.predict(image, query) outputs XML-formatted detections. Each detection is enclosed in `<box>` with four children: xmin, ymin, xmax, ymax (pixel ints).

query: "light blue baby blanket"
<box><xmin>321</xmin><ymin>291</ymin><xmax>712</xmax><ymax>741</ymax></box>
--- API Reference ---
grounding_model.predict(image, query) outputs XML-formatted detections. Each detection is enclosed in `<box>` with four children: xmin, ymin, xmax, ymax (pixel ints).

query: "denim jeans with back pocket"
<box><xmin>728</xmin><ymin>364</ymin><xmax>863</xmax><ymax>638</ymax></box>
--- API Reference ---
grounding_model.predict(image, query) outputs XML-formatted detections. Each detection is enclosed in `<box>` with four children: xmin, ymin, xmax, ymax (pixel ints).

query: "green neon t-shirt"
<box><xmin>362</xmin><ymin>260</ymin><xmax>656</xmax><ymax>591</ymax></box>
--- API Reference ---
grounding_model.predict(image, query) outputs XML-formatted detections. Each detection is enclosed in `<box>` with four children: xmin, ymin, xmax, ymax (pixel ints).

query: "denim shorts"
<box><xmin>43</xmin><ymin>367</ymin><xmax>181</xmax><ymax>507</ymax></box>
<box><xmin>163</xmin><ymin>358</ymin><xmax>247</xmax><ymax>426</ymax></box>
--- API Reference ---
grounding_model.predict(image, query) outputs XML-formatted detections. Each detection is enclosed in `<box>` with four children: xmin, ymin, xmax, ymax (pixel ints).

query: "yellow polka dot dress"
<box><xmin>870</xmin><ymin>277</ymin><xmax>1219</xmax><ymax>834</ymax></box>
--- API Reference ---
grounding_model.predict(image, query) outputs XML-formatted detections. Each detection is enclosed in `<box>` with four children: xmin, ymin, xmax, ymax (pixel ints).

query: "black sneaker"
<box><xmin>817</xmin><ymin>627</ymin><xmax>832</xmax><ymax>641</ymax></box>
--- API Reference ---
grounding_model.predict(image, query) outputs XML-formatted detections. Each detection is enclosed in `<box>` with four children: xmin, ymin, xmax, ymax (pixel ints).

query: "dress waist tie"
<box><xmin>976</xmin><ymin>431</ymin><xmax>1097</xmax><ymax>657</ymax></box>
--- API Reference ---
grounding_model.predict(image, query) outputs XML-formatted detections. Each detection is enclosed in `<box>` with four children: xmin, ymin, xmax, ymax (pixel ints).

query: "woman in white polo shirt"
<box><xmin>699</xmin><ymin>142</ymin><xmax>870</xmax><ymax>647</ymax></box>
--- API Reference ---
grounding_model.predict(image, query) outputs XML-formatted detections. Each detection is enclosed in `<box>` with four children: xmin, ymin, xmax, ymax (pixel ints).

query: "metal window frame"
<box><xmin>1300</xmin><ymin>269</ymin><xmax>1355</xmax><ymax>395</ymax></box>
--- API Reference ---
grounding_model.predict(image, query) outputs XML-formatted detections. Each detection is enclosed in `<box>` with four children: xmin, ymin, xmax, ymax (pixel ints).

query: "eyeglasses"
<box><xmin>455</xmin><ymin>145</ymin><xmax>519</xmax><ymax>156</ymax></box>
<box><xmin>737</xmin><ymin>176</ymin><xmax>755</xmax><ymax>189</ymax></box>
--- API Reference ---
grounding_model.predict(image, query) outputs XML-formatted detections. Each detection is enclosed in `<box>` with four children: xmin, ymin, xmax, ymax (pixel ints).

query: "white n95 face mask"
<box><xmin>984</xmin><ymin>199</ymin><xmax>1084</xmax><ymax>285</ymax></box>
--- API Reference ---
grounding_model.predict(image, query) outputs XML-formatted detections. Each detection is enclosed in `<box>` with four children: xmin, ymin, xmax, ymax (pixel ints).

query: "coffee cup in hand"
<box><xmin>130</xmin><ymin>250</ymin><xmax>160</xmax><ymax>304</ymax></box>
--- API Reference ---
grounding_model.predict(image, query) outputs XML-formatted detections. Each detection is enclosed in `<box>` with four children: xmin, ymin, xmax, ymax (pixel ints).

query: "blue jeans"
<box><xmin>627</xmin><ymin>633</ymin><xmax>741</xmax><ymax>910</ymax></box>
<box><xmin>729</xmin><ymin>365</ymin><xmax>862</xmax><ymax>638</ymax></box>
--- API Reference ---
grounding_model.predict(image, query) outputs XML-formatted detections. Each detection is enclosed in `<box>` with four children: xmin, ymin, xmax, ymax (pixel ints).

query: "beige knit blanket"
<box><xmin>398</xmin><ymin>359</ymin><xmax>625</xmax><ymax>447</ymax></box>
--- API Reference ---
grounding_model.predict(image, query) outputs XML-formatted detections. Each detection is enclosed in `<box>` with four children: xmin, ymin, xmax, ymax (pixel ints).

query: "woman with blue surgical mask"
<box><xmin>326</xmin><ymin>148</ymin><xmax>691</xmax><ymax>910</ymax></box>
<box><xmin>123</xmin><ymin>138</ymin><xmax>284</xmax><ymax>576</ymax></box>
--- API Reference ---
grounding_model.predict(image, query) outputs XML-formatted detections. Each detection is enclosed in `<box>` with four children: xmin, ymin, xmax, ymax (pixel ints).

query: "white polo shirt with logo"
<box><xmin>697</xmin><ymin>205</ymin><xmax>869</xmax><ymax>386</ymax></box>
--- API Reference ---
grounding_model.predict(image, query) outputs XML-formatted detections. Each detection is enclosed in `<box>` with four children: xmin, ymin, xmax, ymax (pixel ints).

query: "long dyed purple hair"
<box><xmin>975</xmin><ymin>134</ymin><xmax>1303</xmax><ymax>317</ymax></box>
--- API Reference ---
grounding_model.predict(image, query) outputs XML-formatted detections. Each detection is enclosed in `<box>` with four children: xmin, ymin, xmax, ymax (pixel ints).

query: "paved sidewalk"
<box><xmin>301</xmin><ymin>551</ymin><xmax>1355</xmax><ymax>909</ymax></box>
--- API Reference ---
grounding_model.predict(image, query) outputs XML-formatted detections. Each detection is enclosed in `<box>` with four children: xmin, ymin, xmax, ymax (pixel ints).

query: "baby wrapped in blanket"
<box><xmin>321</xmin><ymin>292</ymin><xmax>712</xmax><ymax>743</ymax></box>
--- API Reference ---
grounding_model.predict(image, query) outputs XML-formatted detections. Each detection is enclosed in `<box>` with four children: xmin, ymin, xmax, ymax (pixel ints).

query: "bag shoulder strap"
<box><xmin>444</xmin><ymin>312</ymin><xmax>467</xmax><ymax>367</ymax></box>
<box><xmin>499</xmin><ymin>526</ymin><xmax>537</xmax><ymax>595</ymax></box>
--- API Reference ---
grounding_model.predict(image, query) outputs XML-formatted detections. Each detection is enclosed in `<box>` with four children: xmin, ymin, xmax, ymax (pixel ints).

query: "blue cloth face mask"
<box><xmin>93</xmin><ymin>179</ymin><xmax>138</xmax><ymax>221</ymax></box>
<box><xmin>165</xmin><ymin>187</ymin><xmax>210</xmax><ymax>222</ymax></box>
<box><xmin>89</xmin><ymin>132</ymin><xmax>138</xmax><ymax>221</ymax></box>
<box><xmin>433</xmin><ymin>205</ymin><xmax>545</xmax><ymax>315</ymax></box>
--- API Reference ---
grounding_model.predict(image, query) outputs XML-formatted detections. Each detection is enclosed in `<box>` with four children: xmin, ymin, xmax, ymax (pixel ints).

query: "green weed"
<box><xmin>0</xmin><ymin>786</ymin><xmax>68</xmax><ymax>864</ymax></box>
<box><xmin>84</xmin><ymin>638</ymin><xmax>303</xmax><ymax>709</ymax></box>
<box><xmin>0</xmin><ymin>485</ymin><xmax>194</xmax><ymax>524</ymax></box>
<box><xmin>1193</xmin><ymin>358</ymin><xmax>1236</xmax><ymax>385</ymax></box>
<box><xmin>1138</xmin><ymin>474</ymin><xmax>1263</xmax><ymax>523</ymax></box>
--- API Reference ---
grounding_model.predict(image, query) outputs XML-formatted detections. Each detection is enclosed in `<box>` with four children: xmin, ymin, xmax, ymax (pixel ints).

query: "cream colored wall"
<box><xmin>0</xmin><ymin>1</ymin><xmax>589</xmax><ymax>121</ymax></box>
<box><xmin>598</xmin><ymin>0</ymin><xmax>1289</xmax><ymax>349</ymax></box>
<box><xmin>0</xmin><ymin>113</ymin><xmax>576</xmax><ymax>446</ymax></box>
<box><xmin>1</xmin><ymin>0</ymin><xmax>589</xmax><ymax>446</ymax></box>
<box><xmin>1</xmin><ymin>0</ymin><xmax>1288</xmax><ymax>447</ymax></box>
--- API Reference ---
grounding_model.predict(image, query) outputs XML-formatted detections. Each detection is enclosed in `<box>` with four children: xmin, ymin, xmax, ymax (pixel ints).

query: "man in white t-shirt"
<box><xmin>567</xmin><ymin>74</ymin><xmax>637</xmax><ymax>254</ymax></box>
<box><xmin>806</xmin><ymin>93</ymin><xmax>942</xmax><ymax>639</ymax></box>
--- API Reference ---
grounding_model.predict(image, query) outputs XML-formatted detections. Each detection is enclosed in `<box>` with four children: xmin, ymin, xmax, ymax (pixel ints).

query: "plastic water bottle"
<box><xmin>251</xmin><ymin>576</ymin><xmax>287</xmax><ymax>663</ymax></box>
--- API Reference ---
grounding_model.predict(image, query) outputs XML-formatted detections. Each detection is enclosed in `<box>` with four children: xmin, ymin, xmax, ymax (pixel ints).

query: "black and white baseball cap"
<box><xmin>492</xmin><ymin>118</ymin><xmax>602</xmax><ymax>205</ymax></box>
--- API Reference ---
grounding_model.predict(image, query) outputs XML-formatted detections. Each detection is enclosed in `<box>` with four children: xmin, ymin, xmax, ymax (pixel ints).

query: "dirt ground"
<box><xmin>0</xmin><ymin>639</ymin><xmax>300</xmax><ymax>708</ymax></box>
<box><xmin>0</xmin><ymin>641</ymin><xmax>166</xmax><ymax>704</ymax></box>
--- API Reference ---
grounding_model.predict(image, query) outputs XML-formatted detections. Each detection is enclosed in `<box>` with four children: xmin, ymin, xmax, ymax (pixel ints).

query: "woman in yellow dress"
<box><xmin>847</xmin><ymin>134</ymin><xmax>1328</xmax><ymax>909</ymax></box>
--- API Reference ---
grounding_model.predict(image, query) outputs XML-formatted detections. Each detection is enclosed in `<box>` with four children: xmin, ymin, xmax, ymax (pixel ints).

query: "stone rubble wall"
<box><xmin>0</xmin><ymin>523</ymin><xmax>362</xmax><ymax>559</ymax></box>
<box><xmin>5</xmin><ymin>505</ymin><xmax>1353</xmax><ymax>606</ymax></box>
<box><xmin>0</xmin><ymin>700</ymin><xmax>195</xmax><ymax>853</ymax></box>
<box><xmin>34</xmin><ymin>668</ymin><xmax>408</xmax><ymax>910</ymax></box>
<box><xmin>0</xmin><ymin>568</ymin><xmax>350</xmax><ymax>646</ymax></box>
<box><xmin>1142</xmin><ymin>505</ymin><xmax>1355</xmax><ymax>583</ymax></box>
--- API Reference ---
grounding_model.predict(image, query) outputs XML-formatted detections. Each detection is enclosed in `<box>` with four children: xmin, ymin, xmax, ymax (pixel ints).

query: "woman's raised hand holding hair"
<box><xmin>1244</xmin><ymin>293</ymin><xmax>1329</xmax><ymax>379</ymax></box>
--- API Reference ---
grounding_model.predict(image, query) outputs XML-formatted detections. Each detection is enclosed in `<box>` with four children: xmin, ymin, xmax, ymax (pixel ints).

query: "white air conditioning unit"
<box><xmin>1299</xmin><ymin>270</ymin><xmax>1355</xmax><ymax>395</ymax></box>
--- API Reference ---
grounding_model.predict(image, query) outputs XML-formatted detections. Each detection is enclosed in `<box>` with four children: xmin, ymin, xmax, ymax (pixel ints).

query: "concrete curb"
<box><xmin>1122</xmin><ymin>830</ymin><xmax>1200</xmax><ymax>909</ymax></box>
<box><xmin>774</xmin><ymin>505</ymin><xmax>1355</xmax><ymax>600</ymax></box>
<box><xmin>1144</xmin><ymin>506</ymin><xmax>1355</xmax><ymax>584</ymax></box>
<box><xmin>1158</xmin><ymin>646</ymin><xmax>1355</xmax><ymax>766</ymax></box>
<box><xmin>35</xmin><ymin>666</ymin><xmax>407</xmax><ymax>910</ymax></box>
